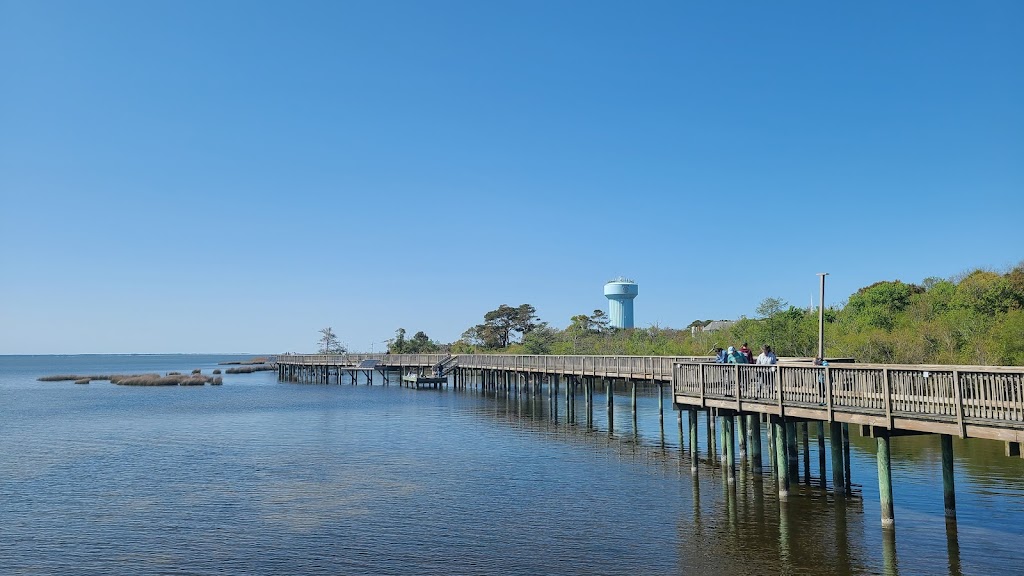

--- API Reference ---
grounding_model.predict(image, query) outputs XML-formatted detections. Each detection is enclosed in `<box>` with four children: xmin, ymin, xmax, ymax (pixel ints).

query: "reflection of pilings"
<box><xmin>778</xmin><ymin>484</ymin><xmax>791</xmax><ymax>567</ymax></box>
<box><xmin>724</xmin><ymin>465</ymin><xmax>737</xmax><ymax>533</ymax></box>
<box><xmin>941</xmin><ymin>434</ymin><xmax>957</xmax><ymax>519</ymax></box>
<box><xmin>946</xmin><ymin>518</ymin><xmax>962</xmax><ymax>576</ymax></box>
<box><xmin>835</xmin><ymin>497</ymin><xmax>852</xmax><ymax>571</ymax></box>
<box><xmin>773</xmin><ymin>417</ymin><xmax>789</xmax><ymax>499</ymax></box>
<box><xmin>881</xmin><ymin>523</ymin><xmax>899</xmax><ymax>574</ymax></box>
<box><xmin>831</xmin><ymin>421</ymin><xmax>846</xmax><ymax>496</ymax></box>
<box><xmin>877</xmin><ymin>431</ymin><xmax>895</xmax><ymax>527</ymax></box>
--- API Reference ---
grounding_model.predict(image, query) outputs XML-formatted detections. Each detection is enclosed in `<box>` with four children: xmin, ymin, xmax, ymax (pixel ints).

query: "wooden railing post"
<box><xmin>699</xmin><ymin>363</ymin><xmax>706</xmax><ymax>407</ymax></box>
<box><xmin>883</xmin><ymin>367</ymin><xmax>893</xmax><ymax>430</ymax></box>
<box><xmin>952</xmin><ymin>369</ymin><xmax>965</xmax><ymax>438</ymax></box>
<box><xmin>734</xmin><ymin>364</ymin><xmax>742</xmax><ymax>410</ymax></box>
<box><xmin>825</xmin><ymin>365</ymin><xmax>833</xmax><ymax>421</ymax></box>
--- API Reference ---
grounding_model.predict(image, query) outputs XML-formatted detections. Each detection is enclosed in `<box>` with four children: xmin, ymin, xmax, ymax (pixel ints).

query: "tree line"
<box><xmin>445</xmin><ymin>264</ymin><xmax>1024</xmax><ymax>366</ymax></box>
<box><xmin>323</xmin><ymin>263</ymin><xmax>1024</xmax><ymax>366</ymax></box>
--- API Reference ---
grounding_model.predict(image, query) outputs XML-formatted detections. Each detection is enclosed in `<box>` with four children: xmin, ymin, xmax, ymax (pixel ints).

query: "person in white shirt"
<box><xmin>756</xmin><ymin>345</ymin><xmax>778</xmax><ymax>365</ymax></box>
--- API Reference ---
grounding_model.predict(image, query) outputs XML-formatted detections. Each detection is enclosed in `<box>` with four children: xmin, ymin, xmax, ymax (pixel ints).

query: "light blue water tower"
<box><xmin>604</xmin><ymin>277</ymin><xmax>638</xmax><ymax>329</ymax></box>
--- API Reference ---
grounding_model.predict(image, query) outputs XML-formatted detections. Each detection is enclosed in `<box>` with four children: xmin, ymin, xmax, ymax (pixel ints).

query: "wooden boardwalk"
<box><xmin>672</xmin><ymin>361</ymin><xmax>1024</xmax><ymax>443</ymax></box>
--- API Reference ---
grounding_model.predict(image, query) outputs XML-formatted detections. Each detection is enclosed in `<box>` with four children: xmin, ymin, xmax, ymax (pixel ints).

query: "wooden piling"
<box><xmin>941</xmin><ymin>434</ymin><xmax>956</xmax><ymax>519</ymax></box>
<box><xmin>774</xmin><ymin>417</ymin><xmax>789</xmax><ymax>499</ymax></box>
<box><xmin>724</xmin><ymin>415</ymin><xmax>735</xmax><ymax>483</ymax></box>
<box><xmin>800</xmin><ymin>422</ymin><xmax>810</xmax><ymax>483</ymax></box>
<box><xmin>843</xmin><ymin>423</ymin><xmax>852</xmax><ymax>490</ymax></box>
<box><xmin>689</xmin><ymin>408</ymin><xmax>699</xmax><ymax>472</ymax></box>
<box><xmin>830</xmin><ymin>421</ymin><xmax>846</xmax><ymax>496</ymax></box>
<box><xmin>786</xmin><ymin>421</ymin><xmax>799</xmax><ymax>483</ymax></box>
<box><xmin>818</xmin><ymin>421</ymin><xmax>827</xmax><ymax>489</ymax></box>
<box><xmin>877</xmin><ymin>431</ymin><xmax>895</xmax><ymax>527</ymax></box>
<box><xmin>749</xmin><ymin>414</ymin><xmax>762</xmax><ymax>469</ymax></box>
<box><xmin>737</xmin><ymin>413</ymin><xmax>747</xmax><ymax>460</ymax></box>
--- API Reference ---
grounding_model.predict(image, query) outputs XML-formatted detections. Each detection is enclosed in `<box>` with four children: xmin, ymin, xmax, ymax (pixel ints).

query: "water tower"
<box><xmin>604</xmin><ymin>277</ymin><xmax>638</xmax><ymax>329</ymax></box>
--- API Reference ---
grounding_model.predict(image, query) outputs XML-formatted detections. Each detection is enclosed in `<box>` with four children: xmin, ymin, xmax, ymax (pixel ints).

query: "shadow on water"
<box><xmin>454</xmin><ymin>379</ymin><xmax>1024</xmax><ymax>575</ymax></box>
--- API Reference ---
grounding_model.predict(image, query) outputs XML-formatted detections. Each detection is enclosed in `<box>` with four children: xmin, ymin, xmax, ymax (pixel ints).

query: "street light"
<box><xmin>817</xmin><ymin>273</ymin><xmax>829</xmax><ymax>360</ymax></box>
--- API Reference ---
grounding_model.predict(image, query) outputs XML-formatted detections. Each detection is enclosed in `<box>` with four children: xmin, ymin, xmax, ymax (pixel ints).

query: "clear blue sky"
<box><xmin>1</xmin><ymin>1</ymin><xmax>1021</xmax><ymax>354</ymax></box>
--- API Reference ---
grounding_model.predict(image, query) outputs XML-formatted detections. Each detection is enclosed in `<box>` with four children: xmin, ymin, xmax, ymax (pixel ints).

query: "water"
<box><xmin>3</xmin><ymin>355</ymin><xmax>1024</xmax><ymax>575</ymax></box>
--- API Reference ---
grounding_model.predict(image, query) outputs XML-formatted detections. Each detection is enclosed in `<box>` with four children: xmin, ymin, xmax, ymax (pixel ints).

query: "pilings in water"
<box><xmin>941</xmin><ymin>434</ymin><xmax>956</xmax><ymax>519</ymax></box>
<box><xmin>877</xmin><ymin>431</ymin><xmax>895</xmax><ymax>527</ymax></box>
<box><xmin>274</xmin><ymin>358</ymin><xmax>980</xmax><ymax>533</ymax></box>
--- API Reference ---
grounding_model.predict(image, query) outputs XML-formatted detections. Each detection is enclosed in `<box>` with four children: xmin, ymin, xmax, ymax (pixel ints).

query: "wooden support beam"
<box><xmin>774</xmin><ymin>416</ymin><xmax>789</xmax><ymax>499</ymax></box>
<box><xmin>831</xmin><ymin>421</ymin><xmax>846</xmax><ymax>497</ymax></box>
<box><xmin>941</xmin><ymin>434</ymin><xmax>956</xmax><ymax>519</ymax></box>
<box><xmin>877</xmin><ymin>431</ymin><xmax>895</xmax><ymax>527</ymax></box>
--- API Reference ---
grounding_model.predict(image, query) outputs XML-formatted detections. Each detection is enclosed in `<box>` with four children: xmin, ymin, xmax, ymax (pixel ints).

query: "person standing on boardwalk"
<box><xmin>714</xmin><ymin>347</ymin><xmax>728</xmax><ymax>363</ymax></box>
<box><xmin>756</xmin><ymin>345</ymin><xmax>778</xmax><ymax>365</ymax></box>
<box><xmin>727</xmin><ymin>346</ymin><xmax>748</xmax><ymax>364</ymax></box>
<box><xmin>739</xmin><ymin>343</ymin><xmax>755</xmax><ymax>364</ymax></box>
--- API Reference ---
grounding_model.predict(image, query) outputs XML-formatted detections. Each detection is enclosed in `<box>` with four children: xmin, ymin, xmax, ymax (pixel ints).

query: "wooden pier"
<box><xmin>274</xmin><ymin>353</ymin><xmax>1024</xmax><ymax>528</ymax></box>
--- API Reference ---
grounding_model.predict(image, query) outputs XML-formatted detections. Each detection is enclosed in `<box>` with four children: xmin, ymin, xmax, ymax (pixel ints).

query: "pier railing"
<box><xmin>673</xmin><ymin>361</ymin><xmax>1024</xmax><ymax>439</ymax></box>
<box><xmin>277</xmin><ymin>353</ymin><xmax>709</xmax><ymax>381</ymax></box>
<box><xmin>455</xmin><ymin>354</ymin><xmax>707</xmax><ymax>380</ymax></box>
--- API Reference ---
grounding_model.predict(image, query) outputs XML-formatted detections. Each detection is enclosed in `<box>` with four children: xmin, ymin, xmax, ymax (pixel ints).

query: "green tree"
<box><xmin>317</xmin><ymin>327</ymin><xmax>346</xmax><ymax>354</ymax></box>
<box><xmin>389</xmin><ymin>328</ymin><xmax>408</xmax><ymax>353</ymax></box>
<box><xmin>466</xmin><ymin>304</ymin><xmax>541</xmax><ymax>348</ymax></box>
<box><xmin>843</xmin><ymin>280</ymin><xmax>924</xmax><ymax>330</ymax></box>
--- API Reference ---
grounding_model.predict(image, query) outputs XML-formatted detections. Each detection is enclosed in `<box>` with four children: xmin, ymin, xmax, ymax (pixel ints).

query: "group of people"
<box><xmin>713</xmin><ymin>342</ymin><xmax>778</xmax><ymax>365</ymax></box>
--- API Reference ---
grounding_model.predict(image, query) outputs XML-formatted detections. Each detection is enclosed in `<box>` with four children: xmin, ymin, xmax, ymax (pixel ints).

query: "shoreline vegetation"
<box><xmin>217</xmin><ymin>357</ymin><xmax>269</xmax><ymax>366</ymax></box>
<box><xmin>39</xmin><ymin>373</ymin><xmax>223</xmax><ymax>386</ymax></box>
<box><xmin>390</xmin><ymin>264</ymin><xmax>1024</xmax><ymax>366</ymax></box>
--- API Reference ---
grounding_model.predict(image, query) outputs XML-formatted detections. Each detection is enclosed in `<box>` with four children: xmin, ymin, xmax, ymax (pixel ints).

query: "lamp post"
<box><xmin>817</xmin><ymin>273</ymin><xmax>829</xmax><ymax>360</ymax></box>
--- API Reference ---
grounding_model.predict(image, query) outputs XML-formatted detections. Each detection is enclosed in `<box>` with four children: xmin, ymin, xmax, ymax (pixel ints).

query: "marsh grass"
<box><xmin>38</xmin><ymin>373</ymin><xmax>222</xmax><ymax>386</ymax></box>
<box><xmin>225</xmin><ymin>365</ymin><xmax>275</xmax><ymax>374</ymax></box>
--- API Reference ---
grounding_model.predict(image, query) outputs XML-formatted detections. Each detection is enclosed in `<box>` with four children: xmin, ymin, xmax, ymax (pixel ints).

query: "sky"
<box><xmin>1</xmin><ymin>1</ymin><xmax>1021</xmax><ymax>354</ymax></box>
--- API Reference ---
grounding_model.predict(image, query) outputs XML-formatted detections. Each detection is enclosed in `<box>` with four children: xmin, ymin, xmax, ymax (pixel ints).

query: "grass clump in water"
<box><xmin>38</xmin><ymin>373</ymin><xmax>224</xmax><ymax>386</ymax></box>
<box><xmin>225</xmin><ymin>365</ymin><xmax>275</xmax><ymax>374</ymax></box>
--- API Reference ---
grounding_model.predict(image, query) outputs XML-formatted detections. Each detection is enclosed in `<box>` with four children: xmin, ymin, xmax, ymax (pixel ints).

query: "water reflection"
<box><xmin>458</xmin><ymin>379</ymin><xmax>1024</xmax><ymax>575</ymax></box>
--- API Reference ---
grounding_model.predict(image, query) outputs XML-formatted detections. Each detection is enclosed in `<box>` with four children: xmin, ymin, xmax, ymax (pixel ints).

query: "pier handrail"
<box><xmin>672</xmin><ymin>360</ymin><xmax>1024</xmax><ymax>437</ymax></box>
<box><xmin>277</xmin><ymin>353</ymin><xmax>711</xmax><ymax>380</ymax></box>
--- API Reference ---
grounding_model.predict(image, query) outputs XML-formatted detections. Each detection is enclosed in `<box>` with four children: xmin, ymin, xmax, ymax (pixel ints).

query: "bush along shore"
<box><xmin>38</xmin><ymin>372</ymin><xmax>224</xmax><ymax>386</ymax></box>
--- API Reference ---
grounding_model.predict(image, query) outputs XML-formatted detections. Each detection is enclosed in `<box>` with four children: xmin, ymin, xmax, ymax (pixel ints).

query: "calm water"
<box><xmin>2</xmin><ymin>355</ymin><xmax>1024</xmax><ymax>575</ymax></box>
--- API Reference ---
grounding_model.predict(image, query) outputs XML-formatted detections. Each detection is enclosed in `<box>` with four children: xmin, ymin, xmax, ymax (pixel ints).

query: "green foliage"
<box><xmin>845</xmin><ymin>281</ymin><xmax>924</xmax><ymax>330</ymax></box>
<box><xmin>449</xmin><ymin>265</ymin><xmax>1024</xmax><ymax>365</ymax></box>
<box><xmin>463</xmin><ymin>304</ymin><xmax>541</xmax><ymax>348</ymax></box>
<box><xmin>388</xmin><ymin>327</ymin><xmax>440</xmax><ymax>353</ymax></box>
<box><xmin>317</xmin><ymin>327</ymin><xmax>346</xmax><ymax>354</ymax></box>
